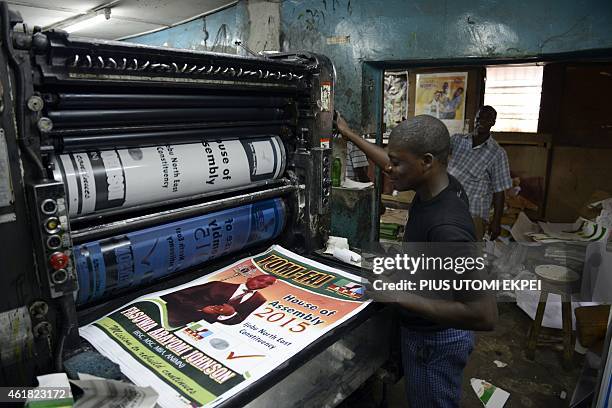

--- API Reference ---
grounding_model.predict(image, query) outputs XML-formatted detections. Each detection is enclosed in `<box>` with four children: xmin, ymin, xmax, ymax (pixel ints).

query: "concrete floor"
<box><xmin>339</xmin><ymin>303</ymin><xmax>584</xmax><ymax>408</ymax></box>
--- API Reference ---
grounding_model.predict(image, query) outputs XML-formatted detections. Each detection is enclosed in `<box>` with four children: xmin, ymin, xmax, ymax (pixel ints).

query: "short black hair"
<box><xmin>389</xmin><ymin>115</ymin><xmax>450</xmax><ymax>165</ymax></box>
<box><xmin>479</xmin><ymin>105</ymin><xmax>497</xmax><ymax>118</ymax></box>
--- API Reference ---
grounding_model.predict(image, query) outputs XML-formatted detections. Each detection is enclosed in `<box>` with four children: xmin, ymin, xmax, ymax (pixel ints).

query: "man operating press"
<box><xmin>336</xmin><ymin>113</ymin><xmax>497</xmax><ymax>408</ymax></box>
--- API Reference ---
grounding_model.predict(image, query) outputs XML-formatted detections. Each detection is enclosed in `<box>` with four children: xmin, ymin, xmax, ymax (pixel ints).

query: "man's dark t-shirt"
<box><xmin>403</xmin><ymin>174</ymin><xmax>475</xmax><ymax>243</ymax></box>
<box><xmin>400</xmin><ymin>174</ymin><xmax>476</xmax><ymax>330</ymax></box>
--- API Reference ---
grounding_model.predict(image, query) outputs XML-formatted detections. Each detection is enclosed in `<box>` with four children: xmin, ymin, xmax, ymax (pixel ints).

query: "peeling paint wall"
<box><xmin>280</xmin><ymin>0</ymin><xmax>612</xmax><ymax>129</ymax></box>
<box><xmin>124</xmin><ymin>1</ymin><xmax>281</xmax><ymax>56</ymax></box>
<box><xmin>121</xmin><ymin>0</ymin><xmax>612</xmax><ymax>130</ymax></box>
<box><xmin>126</xmin><ymin>5</ymin><xmax>240</xmax><ymax>54</ymax></box>
<box><xmin>245</xmin><ymin>0</ymin><xmax>280</xmax><ymax>52</ymax></box>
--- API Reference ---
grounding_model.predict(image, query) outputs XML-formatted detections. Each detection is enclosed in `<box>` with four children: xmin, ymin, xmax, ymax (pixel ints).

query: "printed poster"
<box><xmin>80</xmin><ymin>245</ymin><xmax>370</xmax><ymax>407</ymax></box>
<box><xmin>415</xmin><ymin>72</ymin><xmax>468</xmax><ymax>135</ymax></box>
<box><xmin>384</xmin><ymin>71</ymin><xmax>409</xmax><ymax>132</ymax></box>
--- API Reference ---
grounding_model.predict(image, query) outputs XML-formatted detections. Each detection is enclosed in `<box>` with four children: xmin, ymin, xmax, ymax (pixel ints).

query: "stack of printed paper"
<box><xmin>511</xmin><ymin>212</ymin><xmax>609</xmax><ymax>243</ymax></box>
<box><xmin>529</xmin><ymin>217</ymin><xmax>609</xmax><ymax>243</ymax></box>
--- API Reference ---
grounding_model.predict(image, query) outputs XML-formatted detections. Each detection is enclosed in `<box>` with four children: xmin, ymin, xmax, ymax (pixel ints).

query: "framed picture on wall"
<box><xmin>415</xmin><ymin>72</ymin><xmax>468</xmax><ymax>134</ymax></box>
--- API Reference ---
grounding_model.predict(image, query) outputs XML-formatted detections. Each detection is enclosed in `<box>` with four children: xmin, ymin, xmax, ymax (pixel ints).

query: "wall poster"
<box><xmin>415</xmin><ymin>72</ymin><xmax>468</xmax><ymax>135</ymax></box>
<box><xmin>383</xmin><ymin>71</ymin><xmax>409</xmax><ymax>133</ymax></box>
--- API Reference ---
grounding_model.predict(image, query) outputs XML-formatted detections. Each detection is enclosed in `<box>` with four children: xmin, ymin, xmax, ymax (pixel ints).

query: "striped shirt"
<box><xmin>448</xmin><ymin>134</ymin><xmax>512</xmax><ymax>219</ymax></box>
<box><xmin>346</xmin><ymin>141</ymin><xmax>369</xmax><ymax>180</ymax></box>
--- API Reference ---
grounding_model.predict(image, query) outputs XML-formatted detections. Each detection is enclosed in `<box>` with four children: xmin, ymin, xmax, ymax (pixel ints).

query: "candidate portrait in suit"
<box><xmin>161</xmin><ymin>274</ymin><xmax>277</xmax><ymax>327</ymax></box>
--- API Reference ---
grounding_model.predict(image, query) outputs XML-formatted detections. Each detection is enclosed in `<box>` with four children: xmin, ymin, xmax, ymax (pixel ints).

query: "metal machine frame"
<box><xmin>0</xmin><ymin>2</ymin><xmax>339</xmax><ymax>386</ymax></box>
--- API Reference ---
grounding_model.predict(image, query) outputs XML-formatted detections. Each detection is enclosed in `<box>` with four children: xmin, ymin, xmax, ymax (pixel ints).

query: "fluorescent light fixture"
<box><xmin>64</xmin><ymin>10</ymin><xmax>109</xmax><ymax>33</ymax></box>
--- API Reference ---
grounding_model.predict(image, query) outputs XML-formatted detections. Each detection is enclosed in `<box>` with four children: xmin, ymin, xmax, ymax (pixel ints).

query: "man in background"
<box><xmin>346</xmin><ymin>139</ymin><xmax>387</xmax><ymax>215</ymax></box>
<box><xmin>448</xmin><ymin>106</ymin><xmax>512</xmax><ymax>240</ymax></box>
<box><xmin>346</xmin><ymin>141</ymin><xmax>370</xmax><ymax>182</ymax></box>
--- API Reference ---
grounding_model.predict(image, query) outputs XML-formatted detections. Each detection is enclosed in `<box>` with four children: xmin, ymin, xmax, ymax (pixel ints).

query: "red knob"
<box><xmin>49</xmin><ymin>252</ymin><xmax>69</xmax><ymax>270</ymax></box>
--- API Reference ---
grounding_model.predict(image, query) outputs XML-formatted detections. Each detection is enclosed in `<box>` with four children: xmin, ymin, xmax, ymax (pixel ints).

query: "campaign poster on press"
<box><xmin>80</xmin><ymin>245</ymin><xmax>371</xmax><ymax>407</ymax></box>
<box><xmin>415</xmin><ymin>72</ymin><xmax>468</xmax><ymax>135</ymax></box>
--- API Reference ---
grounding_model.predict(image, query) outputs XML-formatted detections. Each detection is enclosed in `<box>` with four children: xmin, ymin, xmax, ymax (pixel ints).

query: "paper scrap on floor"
<box><xmin>510</xmin><ymin>212</ymin><xmax>541</xmax><ymax>244</ymax></box>
<box><xmin>471</xmin><ymin>378</ymin><xmax>509</xmax><ymax>408</ymax></box>
<box><xmin>516</xmin><ymin>290</ymin><xmax>589</xmax><ymax>330</ymax></box>
<box><xmin>589</xmin><ymin>197</ymin><xmax>612</xmax><ymax>230</ymax></box>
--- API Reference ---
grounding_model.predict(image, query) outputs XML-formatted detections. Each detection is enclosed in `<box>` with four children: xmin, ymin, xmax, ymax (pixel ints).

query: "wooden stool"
<box><xmin>526</xmin><ymin>264</ymin><xmax>580</xmax><ymax>369</ymax></box>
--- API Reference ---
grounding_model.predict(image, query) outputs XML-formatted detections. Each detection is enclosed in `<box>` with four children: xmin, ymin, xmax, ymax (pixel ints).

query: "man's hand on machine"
<box><xmin>364</xmin><ymin>271</ymin><xmax>406</xmax><ymax>304</ymax></box>
<box><xmin>201</xmin><ymin>304</ymin><xmax>236</xmax><ymax>316</ymax></box>
<box><xmin>334</xmin><ymin>111</ymin><xmax>353</xmax><ymax>141</ymax></box>
<box><xmin>335</xmin><ymin>110</ymin><xmax>393</xmax><ymax>173</ymax></box>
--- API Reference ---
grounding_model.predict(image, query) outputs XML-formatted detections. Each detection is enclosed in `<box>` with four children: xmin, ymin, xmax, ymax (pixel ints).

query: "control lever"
<box><xmin>298</xmin><ymin>128</ymin><xmax>308</xmax><ymax>149</ymax></box>
<box><xmin>234</xmin><ymin>40</ymin><xmax>259</xmax><ymax>57</ymax></box>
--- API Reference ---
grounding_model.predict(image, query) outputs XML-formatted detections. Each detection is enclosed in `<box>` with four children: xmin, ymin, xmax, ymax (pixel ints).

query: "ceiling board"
<box><xmin>6</xmin><ymin>0</ymin><xmax>237</xmax><ymax>40</ymax></box>
<box><xmin>71</xmin><ymin>18</ymin><xmax>164</xmax><ymax>39</ymax></box>
<box><xmin>9</xmin><ymin>4</ymin><xmax>75</xmax><ymax>28</ymax></box>
<box><xmin>111</xmin><ymin>0</ymin><xmax>233</xmax><ymax>26</ymax></box>
<box><xmin>7</xmin><ymin>1</ymin><xmax>102</xmax><ymax>13</ymax></box>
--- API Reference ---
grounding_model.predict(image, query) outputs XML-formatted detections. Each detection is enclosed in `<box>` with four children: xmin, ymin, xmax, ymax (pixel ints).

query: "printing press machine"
<box><xmin>0</xmin><ymin>3</ymin><xmax>392</xmax><ymax>406</ymax></box>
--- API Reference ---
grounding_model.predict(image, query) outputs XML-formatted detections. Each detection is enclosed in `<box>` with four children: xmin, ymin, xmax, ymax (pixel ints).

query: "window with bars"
<box><xmin>484</xmin><ymin>65</ymin><xmax>544</xmax><ymax>133</ymax></box>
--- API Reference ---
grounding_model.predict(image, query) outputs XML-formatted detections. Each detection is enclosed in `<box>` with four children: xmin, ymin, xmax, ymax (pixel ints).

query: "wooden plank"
<box><xmin>501</xmin><ymin>143</ymin><xmax>549</xmax><ymax>218</ymax></box>
<box><xmin>538</xmin><ymin>63</ymin><xmax>565</xmax><ymax>135</ymax></box>
<box><xmin>545</xmin><ymin>147</ymin><xmax>612</xmax><ymax>221</ymax></box>
<box><xmin>556</xmin><ymin>63</ymin><xmax>612</xmax><ymax>148</ymax></box>
<box><xmin>494</xmin><ymin>132</ymin><xmax>552</xmax><ymax>147</ymax></box>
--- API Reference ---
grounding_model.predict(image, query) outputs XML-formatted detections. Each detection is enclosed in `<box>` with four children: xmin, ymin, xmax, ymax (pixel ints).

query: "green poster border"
<box><xmin>96</xmin><ymin>316</ymin><xmax>217</xmax><ymax>406</ymax></box>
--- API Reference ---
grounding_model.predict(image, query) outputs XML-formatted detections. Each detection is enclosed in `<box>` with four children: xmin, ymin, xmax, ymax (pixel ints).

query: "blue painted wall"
<box><xmin>123</xmin><ymin>0</ymin><xmax>612</xmax><ymax>130</ymax></box>
<box><xmin>127</xmin><ymin>5</ymin><xmax>240</xmax><ymax>54</ymax></box>
<box><xmin>280</xmin><ymin>0</ymin><xmax>612</xmax><ymax>129</ymax></box>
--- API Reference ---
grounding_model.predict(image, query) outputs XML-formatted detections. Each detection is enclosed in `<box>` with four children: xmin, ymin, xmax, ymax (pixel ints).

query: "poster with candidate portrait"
<box><xmin>80</xmin><ymin>245</ymin><xmax>370</xmax><ymax>408</ymax></box>
<box><xmin>415</xmin><ymin>72</ymin><xmax>468</xmax><ymax>135</ymax></box>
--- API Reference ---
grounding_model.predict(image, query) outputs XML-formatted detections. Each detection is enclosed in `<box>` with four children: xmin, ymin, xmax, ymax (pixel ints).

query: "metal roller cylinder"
<box><xmin>45</xmin><ymin>93</ymin><xmax>289</xmax><ymax>109</ymax></box>
<box><xmin>74</xmin><ymin>198</ymin><xmax>286</xmax><ymax>305</ymax></box>
<box><xmin>47</xmin><ymin>107</ymin><xmax>284</xmax><ymax>127</ymax></box>
<box><xmin>57</xmin><ymin>124</ymin><xmax>284</xmax><ymax>152</ymax></box>
<box><xmin>52</xmin><ymin>136</ymin><xmax>286</xmax><ymax>217</ymax></box>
